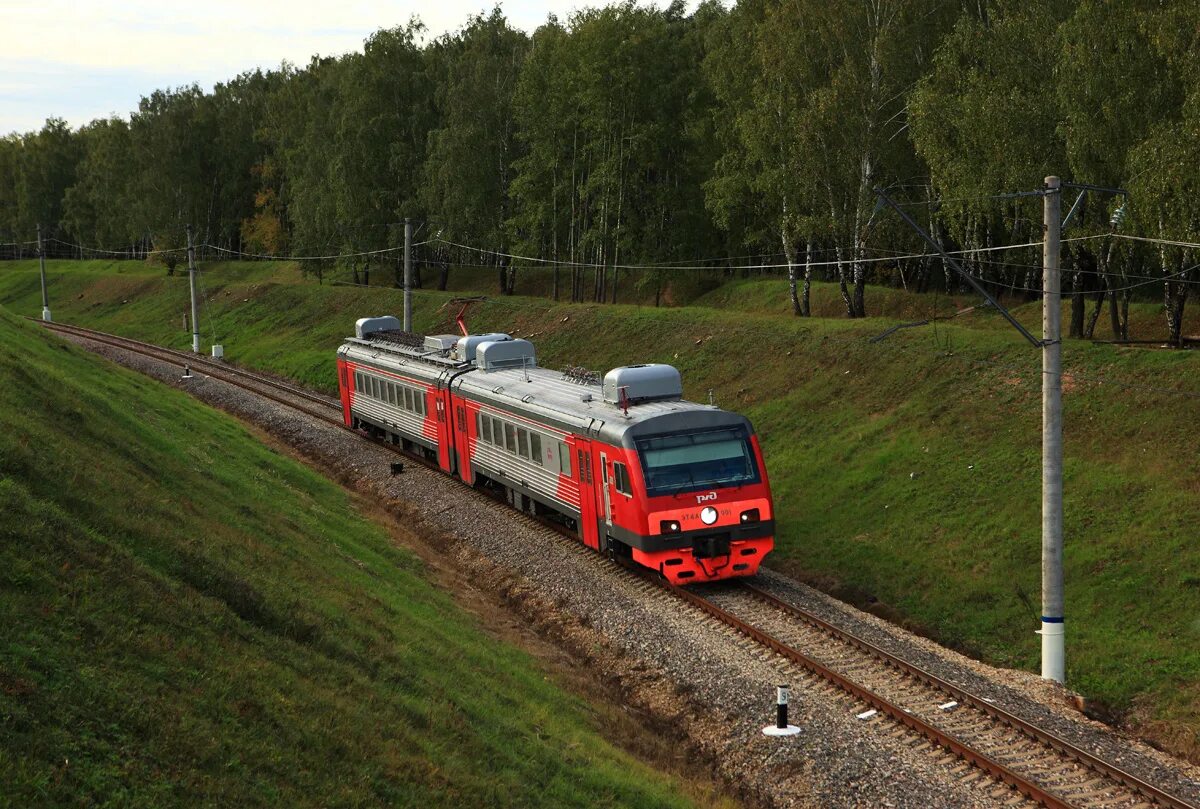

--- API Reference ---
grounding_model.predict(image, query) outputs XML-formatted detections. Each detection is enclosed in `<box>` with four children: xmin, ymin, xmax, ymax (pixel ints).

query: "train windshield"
<box><xmin>636</xmin><ymin>426</ymin><xmax>759</xmax><ymax>497</ymax></box>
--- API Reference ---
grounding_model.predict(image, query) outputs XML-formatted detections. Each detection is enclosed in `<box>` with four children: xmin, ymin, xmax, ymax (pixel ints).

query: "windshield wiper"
<box><xmin>668</xmin><ymin>470</ymin><xmax>697</xmax><ymax>500</ymax></box>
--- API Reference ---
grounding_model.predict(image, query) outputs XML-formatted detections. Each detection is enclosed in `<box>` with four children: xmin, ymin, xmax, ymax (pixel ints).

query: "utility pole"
<box><xmin>186</xmin><ymin>224</ymin><xmax>200</xmax><ymax>354</ymax></box>
<box><xmin>403</xmin><ymin>217</ymin><xmax>413</xmax><ymax>332</ymax></box>
<box><xmin>1040</xmin><ymin>176</ymin><xmax>1065</xmax><ymax>683</ymax></box>
<box><xmin>36</xmin><ymin>224</ymin><xmax>51</xmax><ymax>321</ymax></box>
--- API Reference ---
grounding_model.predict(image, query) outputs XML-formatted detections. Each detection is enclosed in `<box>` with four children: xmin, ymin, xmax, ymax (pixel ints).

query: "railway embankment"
<box><xmin>1</xmin><ymin>259</ymin><xmax>1197</xmax><ymax>762</ymax></box>
<box><xmin>0</xmin><ymin>308</ymin><xmax>733</xmax><ymax>808</ymax></box>
<box><xmin>46</xmin><ymin>317</ymin><xmax>1200</xmax><ymax>809</ymax></box>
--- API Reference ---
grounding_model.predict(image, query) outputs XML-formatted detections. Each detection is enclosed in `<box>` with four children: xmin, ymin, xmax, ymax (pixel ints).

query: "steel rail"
<box><xmin>738</xmin><ymin>582</ymin><xmax>1196</xmax><ymax>809</ymax></box>
<box><xmin>667</xmin><ymin>583</ymin><xmax>1076</xmax><ymax>808</ymax></box>
<box><xmin>35</xmin><ymin>321</ymin><xmax>344</xmax><ymax>426</ymax></box>
<box><xmin>36</xmin><ymin>319</ymin><xmax>1194</xmax><ymax>809</ymax></box>
<box><xmin>33</xmin><ymin>319</ymin><xmax>339</xmax><ymax>412</ymax></box>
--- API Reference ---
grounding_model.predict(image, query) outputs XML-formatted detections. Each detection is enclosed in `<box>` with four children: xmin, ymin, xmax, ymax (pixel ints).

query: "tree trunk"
<box><xmin>782</xmin><ymin>225</ymin><xmax>800</xmax><ymax>316</ymax></box>
<box><xmin>835</xmin><ymin>243</ymin><xmax>854</xmax><ymax>317</ymax></box>
<box><xmin>1069</xmin><ymin>253</ymin><xmax>1085</xmax><ymax>339</ymax></box>
<box><xmin>801</xmin><ymin>242</ymin><xmax>813</xmax><ymax>317</ymax></box>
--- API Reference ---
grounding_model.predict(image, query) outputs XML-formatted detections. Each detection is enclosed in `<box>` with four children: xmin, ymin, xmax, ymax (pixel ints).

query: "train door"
<box><xmin>337</xmin><ymin>359</ymin><xmax>353</xmax><ymax>426</ymax></box>
<box><xmin>454</xmin><ymin>401</ymin><xmax>472</xmax><ymax>482</ymax></box>
<box><xmin>434</xmin><ymin>390</ymin><xmax>454</xmax><ymax>473</ymax></box>
<box><xmin>598</xmin><ymin>451</ymin><xmax>613</xmax><ymax>531</ymax></box>
<box><xmin>574</xmin><ymin>438</ymin><xmax>600</xmax><ymax>551</ymax></box>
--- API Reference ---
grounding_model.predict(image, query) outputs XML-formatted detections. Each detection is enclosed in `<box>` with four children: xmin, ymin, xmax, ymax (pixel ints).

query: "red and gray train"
<box><xmin>337</xmin><ymin>316</ymin><xmax>774</xmax><ymax>584</ymax></box>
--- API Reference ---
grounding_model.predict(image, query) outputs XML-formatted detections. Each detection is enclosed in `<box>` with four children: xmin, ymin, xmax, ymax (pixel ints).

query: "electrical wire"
<box><xmin>47</xmin><ymin>237</ymin><xmax>184</xmax><ymax>257</ymax></box>
<box><xmin>431</xmin><ymin>234</ymin><xmax>1111</xmax><ymax>273</ymax></box>
<box><xmin>1111</xmin><ymin>233</ymin><xmax>1200</xmax><ymax>251</ymax></box>
<box><xmin>200</xmin><ymin>242</ymin><xmax>433</xmax><ymax>261</ymax></box>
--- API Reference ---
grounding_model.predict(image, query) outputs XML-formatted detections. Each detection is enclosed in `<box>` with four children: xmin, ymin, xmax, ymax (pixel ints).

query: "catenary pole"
<box><xmin>36</xmin><ymin>223</ymin><xmax>51</xmax><ymax>321</ymax></box>
<box><xmin>186</xmin><ymin>224</ymin><xmax>200</xmax><ymax>354</ymax></box>
<box><xmin>403</xmin><ymin>218</ymin><xmax>413</xmax><ymax>332</ymax></box>
<box><xmin>1040</xmin><ymin>176</ymin><xmax>1065</xmax><ymax>683</ymax></box>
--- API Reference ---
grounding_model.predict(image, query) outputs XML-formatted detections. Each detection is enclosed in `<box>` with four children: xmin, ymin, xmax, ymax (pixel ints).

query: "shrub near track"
<box><xmin>1</xmin><ymin>260</ymin><xmax>1197</xmax><ymax>761</ymax></box>
<box><xmin>0</xmin><ymin>305</ymin><xmax>727</xmax><ymax>808</ymax></box>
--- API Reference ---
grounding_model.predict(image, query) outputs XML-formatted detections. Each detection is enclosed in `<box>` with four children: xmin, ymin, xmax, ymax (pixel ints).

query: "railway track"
<box><xmin>36</xmin><ymin>320</ymin><xmax>344</xmax><ymax>424</ymax></box>
<box><xmin>38</xmin><ymin>319</ymin><xmax>1198</xmax><ymax>809</ymax></box>
<box><xmin>678</xmin><ymin>583</ymin><xmax>1193</xmax><ymax>809</ymax></box>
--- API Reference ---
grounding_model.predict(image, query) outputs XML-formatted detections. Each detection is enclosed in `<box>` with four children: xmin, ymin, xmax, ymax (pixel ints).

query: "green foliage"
<box><xmin>0</xmin><ymin>305</ymin><xmax>719</xmax><ymax>808</ymax></box>
<box><xmin>2</xmin><ymin>0</ymin><xmax>1200</xmax><ymax>332</ymax></box>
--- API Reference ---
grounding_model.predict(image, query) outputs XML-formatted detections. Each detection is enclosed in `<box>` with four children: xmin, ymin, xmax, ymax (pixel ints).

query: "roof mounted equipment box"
<box><xmin>602</xmin><ymin>364</ymin><xmax>682</xmax><ymax>405</ymax></box>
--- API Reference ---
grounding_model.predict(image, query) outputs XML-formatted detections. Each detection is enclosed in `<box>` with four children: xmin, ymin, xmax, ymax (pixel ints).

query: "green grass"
<box><xmin>0</xmin><ymin>305</ymin><xmax>728</xmax><ymax>808</ymax></box>
<box><xmin>2</xmin><ymin>259</ymin><xmax>1198</xmax><ymax>760</ymax></box>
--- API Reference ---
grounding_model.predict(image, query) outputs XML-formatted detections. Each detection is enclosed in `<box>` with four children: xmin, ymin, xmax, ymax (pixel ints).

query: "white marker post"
<box><xmin>762</xmin><ymin>684</ymin><xmax>800</xmax><ymax>737</ymax></box>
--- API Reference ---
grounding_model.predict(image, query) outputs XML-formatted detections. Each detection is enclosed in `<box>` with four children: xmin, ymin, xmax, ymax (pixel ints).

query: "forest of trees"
<box><xmin>1</xmin><ymin>0</ymin><xmax>1198</xmax><ymax>340</ymax></box>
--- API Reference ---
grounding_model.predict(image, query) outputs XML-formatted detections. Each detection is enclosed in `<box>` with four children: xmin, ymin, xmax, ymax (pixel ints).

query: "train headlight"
<box><xmin>660</xmin><ymin>519</ymin><xmax>682</xmax><ymax>534</ymax></box>
<box><xmin>700</xmin><ymin>506</ymin><xmax>719</xmax><ymax>525</ymax></box>
<box><xmin>739</xmin><ymin>508</ymin><xmax>760</xmax><ymax>524</ymax></box>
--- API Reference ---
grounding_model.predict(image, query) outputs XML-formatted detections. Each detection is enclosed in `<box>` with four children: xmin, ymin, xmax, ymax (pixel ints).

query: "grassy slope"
<box><xmin>0</xmin><ymin>305</ymin><xmax>726</xmax><ymax>808</ymax></box>
<box><xmin>2</xmin><ymin>260</ymin><xmax>1197</xmax><ymax>756</ymax></box>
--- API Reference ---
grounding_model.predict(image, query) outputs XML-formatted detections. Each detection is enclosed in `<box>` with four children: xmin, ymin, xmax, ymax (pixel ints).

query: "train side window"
<box><xmin>517</xmin><ymin>429</ymin><xmax>529</xmax><ymax>459</ymax></box>
<box><xmin>368</xmin><ymin>377</ymin><xmax>377</xmax><ymax>399</ymax></box>
<box><xmin>613</xmin><ymin>462</ymin><xmax>631</xmax><ymax>496</ymax></box>
<box><xmin>479</xmin><ymin>414</ymin><xmax>489</xmax><ymax>443</ymax></box>
<box><xmin>559</xmin><ymin>443</ymin><xmax>572</xmax><ymax>476</ymax></box>
<box><xmin>404</xmin><ymin>387</ymin><xmax>413</xmax><ymax>411</ymax></box>
<box><xmin>388</xmin><ymin>383</ymin><xmax>397</xmax><ymax>406</ymax></box>
<box><xmin>416</xmin><ymin>391</ymin><xmax>425</xmax><ymax>416</ymax></box>
<box><xmin>530</xmin><ymin>433</ymin><xmax>542</xmax><ymax>465</ymax></box>
<box><xmin>504</xmin><ymin>423</ymin><xmax>516</xmax><ymax>453</ymax></box>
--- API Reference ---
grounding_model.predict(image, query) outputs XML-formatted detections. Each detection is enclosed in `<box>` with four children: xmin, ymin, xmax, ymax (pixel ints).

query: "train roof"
<box><xmin>338</xmin><ymin>326</ymin><xmax>751</xmax><ymax>447</ymax></box>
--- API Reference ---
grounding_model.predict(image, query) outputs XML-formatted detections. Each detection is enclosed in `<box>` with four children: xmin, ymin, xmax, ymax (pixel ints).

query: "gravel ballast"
<box><xmin>58</xmin><ymin>331</ymin><xmax>1200</xmax><ymax>809</ymax></box>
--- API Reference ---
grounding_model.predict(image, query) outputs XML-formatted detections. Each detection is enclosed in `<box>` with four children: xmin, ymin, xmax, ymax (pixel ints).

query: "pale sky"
<box><xmin>0</xmin><ymin>0</ymin><xmax>693</xmax><ymax>135</ymax></box>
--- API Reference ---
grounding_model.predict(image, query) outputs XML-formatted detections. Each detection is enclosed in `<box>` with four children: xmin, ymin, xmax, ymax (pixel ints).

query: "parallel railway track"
<box><xmin>38</xmin><ymin>318</ymin><xmax>1197</xmax><ymax>809</ymax></box>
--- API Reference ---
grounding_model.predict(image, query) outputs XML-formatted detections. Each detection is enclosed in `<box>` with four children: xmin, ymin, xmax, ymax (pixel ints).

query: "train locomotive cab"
<box><xmin>605</xmin><ymin>411</ymin><xmax>774</xmax><ymax>585</ymax></box>
<box><xmin>593</xmin><ymin>364</ymin><xmax>774</xmax><ymax>585</ymax></box>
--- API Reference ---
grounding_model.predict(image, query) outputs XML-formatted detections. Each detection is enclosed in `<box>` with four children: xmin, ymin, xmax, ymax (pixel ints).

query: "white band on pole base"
<box><xmin>763</xmin><ymin>724</ymin><xmax>801</xmax><ymax>737</ymax></box>
<box><xmin>1038</xmin><ymin>619</ymin><xmax>1065</xmax><ymax>683</ymax></box>
<box><xmin>42</xmin><ymin>307</ymin><xmax>52</xmax><ymax>322</ymax></box>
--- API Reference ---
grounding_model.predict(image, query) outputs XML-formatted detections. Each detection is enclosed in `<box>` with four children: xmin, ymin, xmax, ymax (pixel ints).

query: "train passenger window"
<box><xmin>517</xmin><ymin>429</ymin><xmax>529</xmax><ymax>459</ymax></box>
<box><xmin>403</xmin><ymin>387</ymin><xmax>412</xmax><ymax>411</ymax></box>
<box><xmin>416</xmin><ymin>391</ymin><xmax>424</xmax><ymax>416</ymax></box>
<box><xmin>530</xmin><ymin>433</ymin><xmax>542</xmax><ymax>465</ymax></box>
<box><xmin>479</xmin><ymin>414</ymin><xmax>489</xmax><ymax>443</ymax></box>
<box><xmin>559</xmin><ymin>443</ymin><xmax>572</xmax><ymax>476</ymax></box>
<box><xmin>387</xmin><ymin>383</ymin><xmax>397</xmax><ymax>406</ymax></box>
<box><xmin>369</xmin><ymin>377</ymin><xmax>377</xmax><ymax>399</ymax></box>
<box><xmin>613</xmin><ymin>462</ymin><xmax>632</xmax><ymax>496</ymax></box>
<box><xmin>504</xmin><ymin>423</ymin><xmax>517</xmax><ymax>453</ymax></box>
